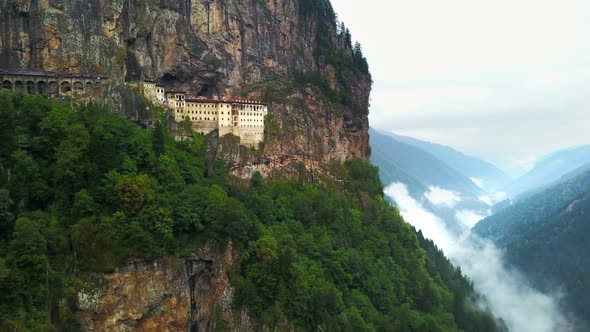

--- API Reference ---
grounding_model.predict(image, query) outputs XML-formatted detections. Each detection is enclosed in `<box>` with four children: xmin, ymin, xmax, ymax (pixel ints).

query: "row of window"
<box><xmin>239</xmin><ymin>112</ymin><xmax>264</xmax><ymax>116</ymax></box>
<box><xmin>177</xmin><ymin>110</ymin><xmax>265</xmax><ymax>119</ymax></box>
<box><xmin>189</xmin><ymin>117</ymin><xmax>216</xmax><ymax>121</ymax></box>
<box><xmin>233</xmin><ymin>104</ymin><xmax>265</xmax><ymax>111</ymax></box>
<box><xmin>187</xmin><ymin>103</ymin><xmax>221</xmax><ymax>108</ymax></box>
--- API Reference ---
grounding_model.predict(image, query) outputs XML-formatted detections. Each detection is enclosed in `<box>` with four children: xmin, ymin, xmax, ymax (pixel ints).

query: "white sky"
<box><xmin>331</xmin><ymin>0</ymin><xmax>590</xmax><ymax>174</ymax></box>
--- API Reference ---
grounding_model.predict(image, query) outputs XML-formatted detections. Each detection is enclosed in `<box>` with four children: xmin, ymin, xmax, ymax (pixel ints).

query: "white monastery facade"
<box><xmin>140</xmin><ymin>81</ymin><xmax>268</xmax><ymax>147</ymax></box>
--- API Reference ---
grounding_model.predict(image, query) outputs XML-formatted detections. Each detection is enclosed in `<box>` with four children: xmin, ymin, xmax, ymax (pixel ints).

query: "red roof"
<box><xmin>185</xmin><ymin>98</ymin><xmax>266</xmax><ymax>106</ymax></box>
<box><xmin>186</xmin><ymin>98</ymin><xmax>218</xmax><ymax>103</ymax></box>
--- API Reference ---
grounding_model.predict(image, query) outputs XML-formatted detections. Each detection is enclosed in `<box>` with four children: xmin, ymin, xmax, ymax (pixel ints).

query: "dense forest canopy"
<box><xmin>0</xmin><ymin>92</ymin><xmax>504</xmax><ymax>331</ymax></box>
<box><xmin>474</xmin><ymin>170</ymin><xmax>590</xmax><ymax>330</ymax></box>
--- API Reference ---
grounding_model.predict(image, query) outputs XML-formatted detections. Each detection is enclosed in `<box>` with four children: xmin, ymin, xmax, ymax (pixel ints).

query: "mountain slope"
<box><xmin>505</xmin><ymin>144</ymin><xmax>590</xmax><ymax>197</ymax></box>
<box><xmin>473</xmin><ymin>169</ymin><xmax>590</xmax><ymax>329</ymax></box>
<box><xmin>0</xmin><ymin>93</ymin><xmax>506</xmax><ymax>331</ymax></box>
<box><xmin>370</xmin><ymin>128</ymin><xmax>489</xmax><ymax>232</ymax></box>
<box><xmin>387</xmin><ymin>132</ymin><xmax>511</xmax><ymax>190</ymax></box>
<box><xmin>370</xmin><ymin>128</ymin><xmax>483</xmax><ymax>198</ymax></box>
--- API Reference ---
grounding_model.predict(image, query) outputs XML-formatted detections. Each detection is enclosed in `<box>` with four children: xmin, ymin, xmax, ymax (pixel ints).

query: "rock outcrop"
<box><xmin>77</xmin><ymin>243</ymin><xmax>252</xmax><ymax>332</ymax></box>
<box><xmin>0</xmin><ymin>0</ymin><xmax>371</xmax><ymax>177</ymax></box>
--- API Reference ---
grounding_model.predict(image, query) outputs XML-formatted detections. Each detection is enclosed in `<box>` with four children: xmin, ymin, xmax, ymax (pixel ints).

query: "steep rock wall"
<box><xmin>0</xmin><ymin>0</ymin><xmax>371</xmax><ymax>176</ymax></box>
<box><xmin>77</xmin><ymin>243</ymin><xmax>252</xmax><ymax>332</ymax></box>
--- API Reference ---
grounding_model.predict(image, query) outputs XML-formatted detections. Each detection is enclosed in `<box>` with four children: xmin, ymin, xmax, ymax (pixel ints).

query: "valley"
<box><xmin>1</xmin><ymin>0</ymin><xmax>588</xmax><ymax>331</ymax></box>
<box><xmin>370</xmin><ymin>127</ymin><xmax>590</xmax><ymax>332</ymax></box>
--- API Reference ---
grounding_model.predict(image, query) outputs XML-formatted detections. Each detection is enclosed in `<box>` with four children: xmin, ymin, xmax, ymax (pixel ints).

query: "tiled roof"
<box><xmin>185</xmin><ymin>98</ymin><xmax>266</xmax><ymax>106</ymax></box>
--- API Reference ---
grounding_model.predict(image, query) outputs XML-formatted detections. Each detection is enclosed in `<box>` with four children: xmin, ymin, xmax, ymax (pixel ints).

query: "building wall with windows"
<box><xmin>162</xmin><ymin>91</ymin><xmax>268</xmax><ymax>147</ymax></box>
<box><xmin>166</xmin><ymin>90</ymin><xmax>187</xmax><ymax>115</ymax></box>
<box><xmin>141</xmin><ymin>81</ymin><xmax>165</xmax><ymax>104</ymax></box>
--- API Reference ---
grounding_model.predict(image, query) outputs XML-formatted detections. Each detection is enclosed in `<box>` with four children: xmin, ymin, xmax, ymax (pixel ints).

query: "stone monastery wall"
<box><xmin>141</xmin><ymin>81</ymin><xmax>268</xmax><ymax>147</ymax></box>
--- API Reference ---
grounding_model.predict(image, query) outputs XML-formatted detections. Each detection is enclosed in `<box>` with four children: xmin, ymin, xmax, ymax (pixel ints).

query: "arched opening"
<box><xmin>26</xmin><ymin>81</ymin><xmax>36</xmax><ymax>94</ymax></box>
<box><xmin>48</xmin><ymin>81</ymin><xmax>59</xmax><ymax>96</ymax></box>
<box><xmin>2</xmin><ymin>80</ymin><xmax>12</xmax><ymax>90</ymax></box>
<box><xmin>94</xmin><ymin>81</ymin><xmax>101</xmax><ymax>93</ymax></box>
<box><xmin>61</xmin><ymin>81</ymin><xmax>71</xmax><ymax>95</ymax></box>
<box><xmin>14</xmin><ymin>81</ymin><xmax>24</xmax><ymax>93</ymax></box>
<box><xmin>73</xmin><ymin>81</ymin><xmax>84</xmax><ymax>93</ymax></box>
<box><xmin>85</xmin><ymin>82</ymin><xmax>93</xmax><ymax>90</ymax></box>
<box><xmin>37</xmin><ymin>81</ymin><xmax>47</xmax><ymax>95</ymax></box>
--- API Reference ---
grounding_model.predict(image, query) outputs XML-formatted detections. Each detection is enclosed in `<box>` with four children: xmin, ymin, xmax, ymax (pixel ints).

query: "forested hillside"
<box><xmin>474</xmin><ymin>169</ymin><xmax>590</xmax><ymax>330</ymax></box>
<box><xmin>0</xmin><ymin>93</ymin><xmax>506</xmax><ymax>331</ymax></box>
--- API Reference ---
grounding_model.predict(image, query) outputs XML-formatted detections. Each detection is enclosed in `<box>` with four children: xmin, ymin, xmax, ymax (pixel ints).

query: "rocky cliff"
<box><xmin>76</xmin><ymin>243</ymin><xmax>255</xmax><ymax>332</ymax></box>
<box><xmin>0</xmin><ymin>0</ymin><xmax>371</xmax><ymax>177</ymax></box>
<box><xmin>1</xmin><ymin>1</ymin><xmax>371</xmax><ymax>330</ymax></box>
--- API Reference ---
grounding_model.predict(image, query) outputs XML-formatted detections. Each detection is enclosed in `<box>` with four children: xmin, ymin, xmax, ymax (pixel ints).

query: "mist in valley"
<box><xmin>385</xmin><ymin>183</ymin><xmax>572</xmax><ymax>332</ymax></box>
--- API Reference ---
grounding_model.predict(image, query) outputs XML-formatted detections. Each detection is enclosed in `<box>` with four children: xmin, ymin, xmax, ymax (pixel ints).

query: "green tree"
<box><xmin>205</xmin><ymin>185</ymin><xmax>251</xmax><ymax>241</ymax></box>
<box><xmin>151</xmin><ymin>120</ymin><xmax>166</xmax><ymax>157</ymax></box>
<box><xmin>114</xmin><ymin>174</ymin><xmax>155</xmax><ymax>216</ymax></box>
<box><xmin>8</xmin><ymin>150</ymin><xmax>48</xmax><ymax>210</ymax></box>
<box><xmin>251</xmin><ymin>171</ymin><xmax>264</xmax><ymax>188</ymax></box>
<box><xmin>7</xmin><ymin>217</ymin><xmax>48</xmax><ymax>278</ymax></box>
<box><xmin>53</xmin><ymin>124</ymin><xmax>91</xmax><ymax>199</ymax></box>
<box><xmin>4</xmin><ymin>217</ymin><xmax>49</xmax><ymax>329</ymax></box>
<box><xmin>0</xmin><ymin>188</ymin><xmax>14</xmax><ymax>240</ymax></box>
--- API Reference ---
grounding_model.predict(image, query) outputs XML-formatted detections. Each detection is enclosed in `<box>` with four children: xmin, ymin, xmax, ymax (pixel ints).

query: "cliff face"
<box><xmin>2</xmin><ymin>3</ymin><xmax>371</xmax><ymax>327</ymax></box>
<box><xmin>0</xmin><ymin>0</ymin><xmax>371</xmax><ymax>176</ymax></box>
<box><xmin>77</xmin><ymin>243</ymin><xmax>253</xmax><ymax>332</ymax></box>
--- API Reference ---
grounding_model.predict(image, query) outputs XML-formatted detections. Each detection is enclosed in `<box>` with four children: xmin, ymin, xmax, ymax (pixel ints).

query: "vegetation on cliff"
<box><xmin>474</xmin><ymin>169</ymin><xmax>590</xmax><ymax>330</ymax></box>
<box><xmin>0</xmin><ymin>92</ymin><xmax>504</xmax><ymax>331</ymax></box>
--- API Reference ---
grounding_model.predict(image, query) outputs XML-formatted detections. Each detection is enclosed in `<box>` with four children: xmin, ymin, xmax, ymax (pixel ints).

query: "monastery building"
<box><xmin>140</xmin><ymin>81</ymin><xmax>268</xmax><ymax>147</ymax></box>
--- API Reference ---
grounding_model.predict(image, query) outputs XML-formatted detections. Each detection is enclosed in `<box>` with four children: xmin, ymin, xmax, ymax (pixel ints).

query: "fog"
<box><xmin>385</xmin><ymin>183</ymin><xmax>570</xmax><ymax>332</ymax></box>
<box><xmin>331</xmin><ymin>0</ymin><xmax>590</xmax><ymax>176</ymax></box>
<box><xmin>424</xmin><ymin>186</ymin><xmax>461</xmax><ymax>207</ymax></box>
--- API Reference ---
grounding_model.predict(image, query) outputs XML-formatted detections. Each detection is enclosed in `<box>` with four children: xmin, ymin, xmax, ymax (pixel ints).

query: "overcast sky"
<box><xmin>331</xmin><ymin>0</ymin><xmax>590</xmax><ymax>175</ymax></box>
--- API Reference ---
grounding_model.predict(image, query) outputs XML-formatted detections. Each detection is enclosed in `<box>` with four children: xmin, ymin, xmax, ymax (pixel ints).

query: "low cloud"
<box><xmin>388</xmin><ymin>183</ymin><xmax>454</xmax><ymax>250</ymax></box>
<box><xmin>424</xmin><ymin>186</ymin><xmax>461</xmax><ymax>207</ymax></box>
<box><xmin>385</xmin><ymin>182</ymin><xmax>570</xmax><ymax>332</ymax></box>
<box><xmin>455</xmin><ymin>210</ymin><xmax>488</xmax><ymax>230</ymax></box>
<box><xmin>479</xmin><ymin>191</ymin><xmax>508</xmax><ymax>206</ymax></box>
<box><xmin>471</xmin><ymin>177</ymin><xmax>485</xmax><ymax>188</ymax></box>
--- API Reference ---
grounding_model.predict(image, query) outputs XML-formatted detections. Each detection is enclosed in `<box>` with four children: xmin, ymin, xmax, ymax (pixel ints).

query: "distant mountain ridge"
<box><xmin>369</xmin><ymin>128</ymin><xmax>490</xmax><ymax>231</ymax></box>
<box><xmin>386</xmin><ymin>132</ymin><xmax>511</xmax><ymax>190</ymax></box>
<box><xmin>504</xmin><ymin>144</ymin><xmax>590</xmax><ymax>198</ymax></box>
<box><xmin>370</xmin><ymin>128</ymin><xmax>484</xmax><ymax>197</ymax></box>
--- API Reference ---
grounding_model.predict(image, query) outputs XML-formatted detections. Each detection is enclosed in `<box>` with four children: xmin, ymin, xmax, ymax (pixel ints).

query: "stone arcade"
<box><xmin>0</xmin><ymin>68</ymin><xmax>108</xmax><ymax>99</ymax></box>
